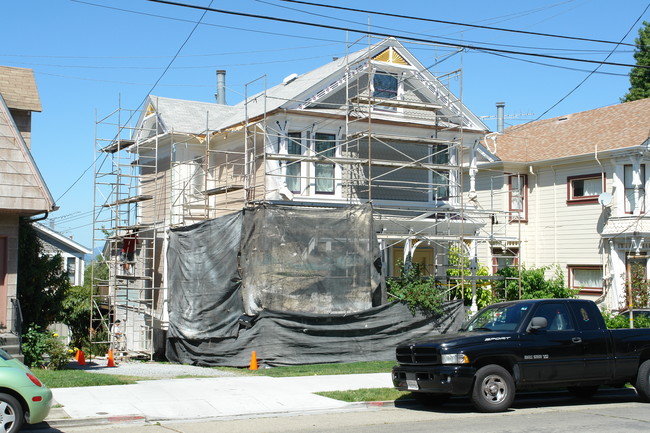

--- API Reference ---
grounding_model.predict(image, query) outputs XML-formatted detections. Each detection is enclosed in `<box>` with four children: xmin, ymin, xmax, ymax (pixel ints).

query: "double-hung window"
<box><xmin>286</xmin><ymin>132</ymin><xmax>302</xmax><ymax>193</ymax></box>
<box><xmin>431</xmin><ymin>144</ymin><xmax>450</xmax><ymax>200</ymax></box>
<box><xmin>314</xmin><ymin>133</ymin><xmax>336</xmax><ymax>194</ymax></box>
<box><xmin>625</xmin><ymin>164</ymin><xmax>646</xmax><ymax>214</ymax></box>
<box><xmin>567</xmin><ymin>174</ymin><xmax>602</xmax><ymax>204</ymax></box>
<box><xmin>509</xmin><ymin>174</ymin><xmax>527</xmax><ymax>222</ymax></box>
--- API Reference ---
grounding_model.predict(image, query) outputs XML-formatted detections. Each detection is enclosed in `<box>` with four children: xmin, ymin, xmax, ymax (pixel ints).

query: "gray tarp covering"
<box><xmin>166</xmin><ymin>212</ymin><xmax>243</xmax><ymax>340</ymax></box>
<box><xmin>167</xmin><ymin>300</ymin><xmax>464</xmax><ymax>367</ymax></box>
<box><xmin>240</xmin><ymin>204</ymin><xmax>383</xmax><ymax>315</ymax></box>
<box><xmin>166</xmin><ymin>204</ymin><xmax>464</xmax><ymax>367</ymax></box>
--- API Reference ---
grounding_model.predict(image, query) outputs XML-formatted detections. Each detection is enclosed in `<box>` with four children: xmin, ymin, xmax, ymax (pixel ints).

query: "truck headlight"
<box><xmin>441</xmin><ymin>353</ymin><xmax>469</xmax><ymax>364</ymax></box>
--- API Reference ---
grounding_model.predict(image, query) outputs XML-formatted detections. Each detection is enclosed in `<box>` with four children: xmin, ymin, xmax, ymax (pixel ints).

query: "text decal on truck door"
<box><xmin>484</xmin><ymin>336</ymin><xmax>512</xmax><ymax>341</ymax></box>
<box><xmin>524</xmin><ymin>354</ymin><xmax>549</xmax><ymax>360</ymax></box>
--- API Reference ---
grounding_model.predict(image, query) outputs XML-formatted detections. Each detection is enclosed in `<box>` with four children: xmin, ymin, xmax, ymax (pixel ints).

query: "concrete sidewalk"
<box><xmin>45</xmin><ymin>372</ymin><xmax>393</xmax><ymax>428</ymax></box>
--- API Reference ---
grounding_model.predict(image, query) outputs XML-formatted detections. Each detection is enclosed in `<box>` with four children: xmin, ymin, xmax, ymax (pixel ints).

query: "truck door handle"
<box><xmin>572</xmin><ymin>337</ymin><xmax>582</xmax><ymax>344</ymax></box>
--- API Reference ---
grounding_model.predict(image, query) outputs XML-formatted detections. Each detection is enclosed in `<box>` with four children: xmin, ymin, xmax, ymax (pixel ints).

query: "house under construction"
<box><xmin>92</xmin><ymin>37</ymin><xmax>520</xmax><ymax>364</ymax></box>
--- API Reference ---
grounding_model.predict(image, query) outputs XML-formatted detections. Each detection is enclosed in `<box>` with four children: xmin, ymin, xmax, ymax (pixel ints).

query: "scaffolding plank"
<box><xmin>100</xmin><ymin>139</ymin><xmax>135</xmax><ymax>153</ymax></box>
<box><xmin>102</xmin><ymin>195</ymin><xmax>153</xmax><ymax>207</ymax></box>
<box><xmin>204</xmin><ymin>185</ymin><xmax>244</xmax><ymax>196</ymax></box>
<box><xmin>349</xmin><ymin>133</ymin><xmax>455</xmax><ymax>145</ymax></box>
<box><xmin>350</xmin><ymin>96</ymin><xmax>442</xmax><ymax>111</ymax></box>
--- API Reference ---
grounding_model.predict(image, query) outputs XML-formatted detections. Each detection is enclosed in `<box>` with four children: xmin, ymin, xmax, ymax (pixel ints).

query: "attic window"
<box><xmin>373</xmin><ymin>47</ymin><xmax>409</xmax><ymax>66</ymax></box>
<box><xmin>145</xmin><ymin>103</ymin><xmax>155</xmax><ymax>117</ymax></box>
<box><xmin>373</xmin><ymin>72</ymin><xmax>398</xmax><ymax>99</ymax></box>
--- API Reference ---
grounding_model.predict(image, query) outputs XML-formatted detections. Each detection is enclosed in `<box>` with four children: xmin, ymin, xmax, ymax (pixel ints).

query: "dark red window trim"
<box><xmin>508</xmin><ymin>174</ymin><xmax>527</xmax><ymax>223</ymax></box>
<box><xmin>568</xmin><ymin>265</ymin><xmax>603</xmax><ymax>295</ymax></box>
<box><xmin>566</xmin><ymin>173</ymin><xmax>604</xmax><ymax>205</ymax></box>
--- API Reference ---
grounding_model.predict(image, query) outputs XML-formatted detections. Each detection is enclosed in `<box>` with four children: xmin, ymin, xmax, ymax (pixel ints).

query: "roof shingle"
<box><xmin>0</xmin><ymin>66</ymin><xmax>42</xmax><ymax>112</ymax></box>
<box><xmin>493</xmin><ymin>98</ymin><xmax>650</xmax><ymax>162</ymax></box>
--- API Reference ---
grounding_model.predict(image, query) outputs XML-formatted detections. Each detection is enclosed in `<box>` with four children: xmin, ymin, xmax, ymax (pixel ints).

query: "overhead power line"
<box><xmin>277</xmin><ymin>0</ymin><xmax>640</xmax><ymax>48</ymax></box>
<box><xmin>143</xmin><ymin>0</ymin><xmax>648</xmax><ymax>69</ymax></box>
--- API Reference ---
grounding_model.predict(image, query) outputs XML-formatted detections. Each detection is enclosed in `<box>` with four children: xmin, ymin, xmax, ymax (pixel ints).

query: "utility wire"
<box><xmin>256</xmin><ymin>0</ymin><xmax>624</xmax><ymax>53</ymax></box>
<box><xmin>533</xmin><ymin>3</ymin><xmax>649</xmax><ymax>121</ymax></box>
<box><xmin>277</xmin><ymin>0</ymin><xmax>640</xmax><ymax>48</ymax></box>
<box><xmin>142</xmin><ymin>0</ymin><xmax>648</xmax><ymax>69</ymax></box>
<box><xmin>56</xmin><ymin>0</ymin><xmax>215</xmax><ymax>203</ymax></box>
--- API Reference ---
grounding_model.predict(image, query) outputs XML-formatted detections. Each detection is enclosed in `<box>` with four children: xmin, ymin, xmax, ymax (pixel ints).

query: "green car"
<box><xmin>0</xmin><ymin>348</ymin><xmax>52</xmax><ymax>432</ymax></box>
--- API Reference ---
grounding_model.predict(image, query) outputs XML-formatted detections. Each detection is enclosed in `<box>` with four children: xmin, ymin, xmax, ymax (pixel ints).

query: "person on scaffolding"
<box><xmin>121</xmin><ymin>228</ymin><xmax>139</xmax><ymax>275</ymax></box>
<box><xmin>111</xmin><ymin>319</ymin><xmax>125</xmax><ymax>352</ymax></box>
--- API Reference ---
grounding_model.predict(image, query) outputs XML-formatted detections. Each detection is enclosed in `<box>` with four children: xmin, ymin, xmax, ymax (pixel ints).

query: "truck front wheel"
<box><xmin>636</xmin><ymin>359</ymin><xmax>650</xmax><ymax>402</ymax></box>
<box><xmin>471</xmin><ymin>364</ymin><xmax>515</xmax><ymax>412</ymax></box>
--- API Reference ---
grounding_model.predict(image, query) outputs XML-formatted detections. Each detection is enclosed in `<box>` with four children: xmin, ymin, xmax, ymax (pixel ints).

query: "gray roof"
<box><xmin>145</xmin><ymin>38</ymin><xmax>487</xmax><ymax>134</ymax></box>
<box><xmin>147</xmin><ymin>96</ymin><xmax>241</xmax><ymax>134</ymax></box>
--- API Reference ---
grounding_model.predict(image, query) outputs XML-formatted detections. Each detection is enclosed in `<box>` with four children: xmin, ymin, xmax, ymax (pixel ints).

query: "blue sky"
<box><xmin>2</xmin><ymin>0</ymin><xmax>648</xmax><ymax>250</ymax></box>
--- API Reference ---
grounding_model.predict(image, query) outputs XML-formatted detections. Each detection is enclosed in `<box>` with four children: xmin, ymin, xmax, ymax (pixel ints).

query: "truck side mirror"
<box><xmin>528</xmin><ymin>316</ymin><xmax>548</xmax><ymax>333</ymax></box>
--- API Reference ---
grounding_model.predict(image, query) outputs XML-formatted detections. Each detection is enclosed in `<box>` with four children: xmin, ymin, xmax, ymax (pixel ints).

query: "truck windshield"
<box><xmin>463</xmin><ymin>302</ymin><xmax>532</xmax><ymax>332</ymax></box>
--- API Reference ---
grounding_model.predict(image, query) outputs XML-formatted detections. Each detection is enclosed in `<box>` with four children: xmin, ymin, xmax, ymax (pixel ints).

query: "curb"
<box><xmin>37</xmin><ymin>415</ymin><xmax>146</xmax><ymax>429</ymax></box>
<box><xmin>38</xmin><ymin>400</ymin><xmax>403</xmax><ymax>428</ymax></box>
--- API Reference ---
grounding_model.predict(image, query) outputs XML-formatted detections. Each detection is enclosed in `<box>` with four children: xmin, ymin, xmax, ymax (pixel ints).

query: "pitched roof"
<box><xmin>144</xmin><ymin>38</ymin><xmax>487</xmax><ymax>134</ymax></box>
<box><xmin>33</xmin><ymin>223</ymin><xmax>92</xmax><ymax>255</ymax></box>
<box><xmin>492</xmin><ymin>98</ymin><xmax>650</xmax><ymax>163</ymax></box>
<box><xmin>0</xmin><ymin>66</ymin><xmax>42</xmax><ymax>112</ymax></box>
<box><xmin>148</xmin><ymin>96</ymin><xmax>240</xmax><ymax>134</ymax></box>
<box><xmin>0</xmin><ymin>95</ymin><xmax>55</xmax><ymax>214</ymax></box>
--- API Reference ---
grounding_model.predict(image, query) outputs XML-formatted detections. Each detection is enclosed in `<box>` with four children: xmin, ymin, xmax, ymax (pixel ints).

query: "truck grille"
<box><xmin>396</xmin><ymin>345</ymin><xmax>439</xmax><ymax>365</ymax></box>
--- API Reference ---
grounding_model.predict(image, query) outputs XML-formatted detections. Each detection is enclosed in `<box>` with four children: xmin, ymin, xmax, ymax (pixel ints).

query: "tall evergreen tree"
<box><xmin>622</xmin><ymin>21</ymin><xmax>650</xmax><ymax>102</ymax></box>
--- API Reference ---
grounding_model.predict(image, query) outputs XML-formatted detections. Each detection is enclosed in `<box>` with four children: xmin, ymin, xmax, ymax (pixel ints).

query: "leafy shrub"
<box><xmin>88</xmin><ymin>328</ymin><xmax>110</xmax><ymax>357</ymax></box>
<box><xmin>602</xmin><ymin>311</ymin><xmax>650</xmax><ymax>328</ymax></box>
<box><xmin>60</xmin><ymin>285</ymin><xmax>91</xmax><ymax>349</ymax></box>
<box><xmin>494</xmin><ymin>265</ymin><xmax>577</xmax><ymax>301</ymax></box>
<box><xmin>387</xmin><ymin>261</ymin><xmax>444</xmax><ymax>316</ymax></box>
<box><xmin>446</xmin><ymin>245</ymin><xmax>494</xmax><ymax>309</ymax></box>
<box><xmin>22</xmin><ymin>325</ymin><xmax>70</xmax><ymax>370</ymax></box>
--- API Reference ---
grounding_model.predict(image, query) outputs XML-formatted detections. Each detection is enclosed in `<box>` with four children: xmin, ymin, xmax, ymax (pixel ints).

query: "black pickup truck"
<box><xmin>392</xmin><ymin>298</ymin><xmax>650</xmax><ymax>412</ymax></box>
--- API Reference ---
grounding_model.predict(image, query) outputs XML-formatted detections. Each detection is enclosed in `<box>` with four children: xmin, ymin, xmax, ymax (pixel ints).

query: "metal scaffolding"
<box><xmin>91</xmin><ymin>37</ymin><xmax>522</xmax><ymax>357</ymax></box>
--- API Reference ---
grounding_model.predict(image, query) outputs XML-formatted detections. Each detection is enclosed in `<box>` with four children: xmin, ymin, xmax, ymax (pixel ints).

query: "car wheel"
<box><xmin>635</xmin><ymin>359</ymin><xmax>650</xmax><ymax>402</ymax></box>
<box><xmin>413</xmin><ymin>392</ymin><xmax>451</xmax><ymax>406</ymax></box>
<box><xmin>567</xmin><ymin>385</ymin><xmax>599</xmax><ymax>399</ymax></box>
<box><xmin>0</xmin><ymin>393</ymin><xmax>24</xmax><ymax>433</ymax></box>
<box><xmin>471</xmin><ymin>364</ymin><xmax>515</xmax><ymax>412</ymax></box>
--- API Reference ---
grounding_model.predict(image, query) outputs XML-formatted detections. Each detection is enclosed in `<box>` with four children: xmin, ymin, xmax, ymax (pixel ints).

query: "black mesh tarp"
<box><xmin>166</xmin><ymin>212</ymin><xmax>244</xmax><ymax>340</ymax></box>
<box><xmin>165</xmin><ymin>203</ymin><xmax>464</xmax><ymax>367</ymax></box>
<box><xmin>166</xmin><ymin>300</ymin><xmax>464</xmax><ymax>366</ymax></box>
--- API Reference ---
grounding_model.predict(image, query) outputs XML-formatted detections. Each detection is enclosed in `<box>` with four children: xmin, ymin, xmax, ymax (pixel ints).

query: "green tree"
<box><xmin>622</xmin><ymin>21</ymin><xmax>650</xmax><ymax>102</ymax></box>
<box><xmin>17</xmin><ymin>219</ymin><xmax>70</xmax><ymax>329</ymax></box>
<box><xmin>494</xmin><ymin>265</ymin><xmax>576</xmax><ymax>301</ymax></box>
<box><xmin>59</xmin><ymin>285</ymin><xmax>91</xmax><ymax>349</ymax></box>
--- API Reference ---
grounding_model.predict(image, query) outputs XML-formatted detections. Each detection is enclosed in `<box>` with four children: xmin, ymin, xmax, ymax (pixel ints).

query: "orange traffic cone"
<box><xmin>107</xmin><ymin>349</ymin><xmax>116</xmax><ymax>367</ymax></box>
<box><xmin>74</xmin><ymin>349</ymin><xmax>80</xmax><ymax>362</ymax></box>
<box><xmin>249</xmin><ymin>351</ymin><xmax>258</xmax><ymax>371</ymax></box>
<box><xmin>77</xmin><ymin>350</ymin><xmax>86</xmax><ymax>366</ymax></box>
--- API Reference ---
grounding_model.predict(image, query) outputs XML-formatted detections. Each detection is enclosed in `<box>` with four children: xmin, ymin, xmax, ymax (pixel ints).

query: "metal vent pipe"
<box><xmin>216</xmin><ymin>70</ymin><xmax>227</xmax><ymax>104</ymax></box>
<box><xmin>496</xmin><ymin>101</ymin><xmax>505</xmax><ymax>133</ymax></box>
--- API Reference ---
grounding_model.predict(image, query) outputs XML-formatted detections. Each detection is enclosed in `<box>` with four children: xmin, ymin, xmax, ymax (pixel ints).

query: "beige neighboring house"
<box><xmin>0</xmin><ymin>66</ymin><xmax>57</xmax><ymax>335</ymax></box>
<box><xmin>473</xmin><ymin>98</ymin><xmax>650</xmax><ymax>312</ymax></box>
